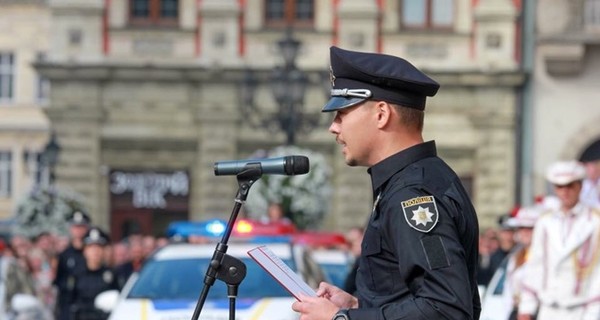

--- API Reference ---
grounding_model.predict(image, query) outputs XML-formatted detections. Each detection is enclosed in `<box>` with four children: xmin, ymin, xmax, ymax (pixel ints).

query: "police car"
<box><xmin>99</xmin><ymin>219</ymin><xmax>332</xmax><ymax>320</ymax></box>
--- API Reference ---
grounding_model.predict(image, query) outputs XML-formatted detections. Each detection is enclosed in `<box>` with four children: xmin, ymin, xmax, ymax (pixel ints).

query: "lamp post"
<box><xmin>42</xmin><ymin>132</ymin><xmax>61</xmax><ymax>187</ymax></box>
<box><xmin>241</xmin><ymin>28</ymin><xmax>320</xmax><ymax>146</ymax></box>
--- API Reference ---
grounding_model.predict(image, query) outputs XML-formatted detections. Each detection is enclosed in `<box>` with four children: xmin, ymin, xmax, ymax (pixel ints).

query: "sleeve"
<box><xmin>393</xmin><ymin>187</ymin><xmax>475</xmax><ymax>318</ymax></box>
<box><xmin>350</xmin><ymin>185</ymin><xmax>478</xmax><ymax>320</ymax></box>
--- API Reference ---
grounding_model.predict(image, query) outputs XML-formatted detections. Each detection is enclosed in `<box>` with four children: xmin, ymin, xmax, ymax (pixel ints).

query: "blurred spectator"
<box><xmin>54</xmin><ymin>234</ymin><xmax>70</xmax><ymax>254</ymax></box>
<box><xmin>490</xmin><ymin>215</ymin><xmax>516</xmax><ymax>270</ymax></box>
<box><xmin>518</xmin><ymin>161</ymin><xmax>600</xmax><ymax>319</ymax></box>
<box><xmin>110</xmin><ymin>242</ymin><xmax>129</xmax><ymax>268</ymax></box>
<box><xmin>156</xmin><ymin>236</ymin><xmax>169</xmax><ymax>248</ymax></box>
<box><xmin>142</xmin><ymin>235</ymin><xmax>157</xmax><ymax>258</ymax></box>
<box><xmin>501</xmin><ymin>205</ymin><xmax>541</xmax><ymax>320</ymax></box>
<box><xmin>477</xmin><ymin>227</ymin><xmax>500</xmax><ymax>286</ymax></box>
<box><xmin>9</xmin><ymin>235</ymin><xmax>32</xmax><ymax>270</ymax></box>
<box><xmin>113</xmin><ymin>237</ymin><xmax>145</xmax><ymax>290</ymax></box>
<box><xmin>26</xmin><ymin>247</ymin><xmax>56</xmax><ymax>315</ymax></box>
<box><xmin>53</xmin><ymin>211</ymin><xmax>91</xmax><ymax>320</ymax></box>
<box><xmin>342</xmin><ymin>226</ymin><xmax>364</xmax><ymax>295</ymax></box>
<box><xmin>580</xmin><ymin>159</ymin><xmax>600</xmax><ymax>208</ymax></box>
<box><xmin>33</xmin><ymin>232</ymin><xmax>56</xmax><ymax>260</ymax></box>
<box><xmin>265</xmin><ymin>202</ymin><xmax>293</xmax><ymax>224</ymax></box>
<box><xmin>0</xmin><ymin>238</ymin><xmax>36</xmax><ymax>318</ymax></box>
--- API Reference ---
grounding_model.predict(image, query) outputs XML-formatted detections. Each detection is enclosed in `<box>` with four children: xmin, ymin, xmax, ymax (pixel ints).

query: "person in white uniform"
<box><xmin>518</xmin><ymin>161</ymin><xmax>600</xmax><ymax>320</ymax></box>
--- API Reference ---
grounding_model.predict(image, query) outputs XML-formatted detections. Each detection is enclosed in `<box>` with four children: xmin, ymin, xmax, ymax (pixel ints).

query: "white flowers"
<box><xmin>13</xmin><ymin>187</ymin><xmax>86</xmax><ymax>237</ymax></box>
<box><xmin>245</xmin><ymin>146</ymin><xmax>332</xmax><ymax>230</ymax></box>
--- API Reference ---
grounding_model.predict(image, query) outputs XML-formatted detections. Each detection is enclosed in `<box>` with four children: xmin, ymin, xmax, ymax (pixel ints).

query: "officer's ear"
<box><xmin>374</xmin><ymin>101</ymin><xmax>393</xmax><ymax>129</ymax></box>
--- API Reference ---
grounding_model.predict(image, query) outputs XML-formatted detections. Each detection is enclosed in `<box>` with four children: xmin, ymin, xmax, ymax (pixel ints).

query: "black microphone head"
<box><xmin>285</xmin><ymin>155</ymin><xmax>310</xmax><ymax>175</ymax></box>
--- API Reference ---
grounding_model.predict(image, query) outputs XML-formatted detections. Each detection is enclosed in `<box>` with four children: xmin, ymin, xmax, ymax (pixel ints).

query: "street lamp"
<box><xmin>241</xmin><ymin>28</ymin><xmax>321</xmax><ymax>146</ymax></box>
<box><xmin>42</xmin><ymin>132</ymin><xmax>61</xmax><ymax>186</ymax></box>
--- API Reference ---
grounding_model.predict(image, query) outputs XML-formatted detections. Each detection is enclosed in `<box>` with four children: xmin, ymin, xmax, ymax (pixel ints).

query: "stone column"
<box><xmin>199</xmin><ymin>0</ymin><xmax>242</xmax><ymax>64</ymax></box>
<box><xmin>474</xmin><ymin>0</ymin><xmax>520</xmax><ymax>70</ymax></box>
<box><xmin>336</xmin><ymin>0</ymin><xmax>379</xmax><ymax>52</ymax></box>
<box><xmin>48</xmin><ymin>0</ymin><xmax>104</xmax><ymax>62</ymax></box>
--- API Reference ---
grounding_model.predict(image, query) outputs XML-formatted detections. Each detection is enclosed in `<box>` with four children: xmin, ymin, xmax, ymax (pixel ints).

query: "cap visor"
<box><xmin>321</xmin><ymin>97</ymin><xmax>366</xmax><ymax>112</ymax></box>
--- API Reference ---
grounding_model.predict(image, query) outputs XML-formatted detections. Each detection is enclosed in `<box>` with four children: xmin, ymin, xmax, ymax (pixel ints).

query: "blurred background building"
<box><xmin>526</xmin><ymin>0</ymin><xmax>600</xmax><ymax>197</ymax></box>
<box><xmin>0</xmin><ymin>0</ymin><xmax>51</xmax><ymax>225</ymax></box>
<box><xmin>7</xmin><ymin>0</ymin><xmax>597</xmax><ymax>240</ymax></box>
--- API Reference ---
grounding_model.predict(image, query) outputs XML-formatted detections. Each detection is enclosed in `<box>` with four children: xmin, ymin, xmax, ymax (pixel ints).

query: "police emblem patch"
<box><xmin>401</xmin><ymin>196</ymin><xmax>439</xmax><ymax>233</ymax></box>
<box><xmin>103</xmin><ymin>270</ymin><xmax>114</xmax><ymax>283</ymax></box>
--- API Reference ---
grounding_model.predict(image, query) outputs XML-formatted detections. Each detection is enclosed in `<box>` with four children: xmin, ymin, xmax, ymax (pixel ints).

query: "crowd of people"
<box><xmin>477</xmin><ymin>159</ymin><xmax>600</xmax><ymax>319</ymax></box>
<box><xmin>0</xmin><ymin>211</ymin><xmax>169</xmax><ymax>319</ymax></box>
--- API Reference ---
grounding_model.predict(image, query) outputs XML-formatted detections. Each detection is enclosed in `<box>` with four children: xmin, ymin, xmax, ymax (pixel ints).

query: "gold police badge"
<box><xmin>401</xmin><ymin>196</ymin><xmax>439</xmax><ymax>233</ymax></box>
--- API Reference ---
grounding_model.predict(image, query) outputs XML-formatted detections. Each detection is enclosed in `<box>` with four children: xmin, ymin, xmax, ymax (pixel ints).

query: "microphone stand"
<box><xmin>191</xmin><ymin>165</ymin><xmax>262</xmax><ymax>320</ymax></box>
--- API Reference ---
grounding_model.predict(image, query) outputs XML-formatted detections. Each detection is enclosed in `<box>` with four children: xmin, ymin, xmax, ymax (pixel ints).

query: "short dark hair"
<box><xmin>394</xmin><ymin>104</ymin><xmax>424</xmax><ymax>131</ymax></box>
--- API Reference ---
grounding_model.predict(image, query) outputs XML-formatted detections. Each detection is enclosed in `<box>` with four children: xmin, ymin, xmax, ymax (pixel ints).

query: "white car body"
<box><xmin>106</xmin><ymin>241</ymin><xmax>324</xmax><ymax>320</ymax></box>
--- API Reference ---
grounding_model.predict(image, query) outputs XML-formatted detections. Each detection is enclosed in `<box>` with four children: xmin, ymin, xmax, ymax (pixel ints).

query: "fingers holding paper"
<box><xmin>316</xmin><ymin>282</ymin><xmax>358</xmax><ymax>309</ymax></box>
<box><xmin>292</xmin><ymin>282</ymin><xmax>358</xmax><ymax>320</ymax></box>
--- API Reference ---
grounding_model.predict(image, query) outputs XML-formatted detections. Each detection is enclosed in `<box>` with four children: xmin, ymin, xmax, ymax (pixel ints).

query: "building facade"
<box><xmin>0</xmin><ymin>0</ymin><xmax>51</xmax><ymax>221</ymax></box>
<box><xmin>526</xmin><ymin>0</ymin><xmax>600</xmax><ymax>199</ymax></box>
<box><xmin>30</xmin><ymin>0</ymin><xmax>525</xmax><ymax>239</ymax></box>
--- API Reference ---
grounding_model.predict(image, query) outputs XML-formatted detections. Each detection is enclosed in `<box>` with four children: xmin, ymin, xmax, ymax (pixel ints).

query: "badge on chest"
<box><xmin>401</xmin><ymin>195</ymin><xmax>439</xmax><ymax>233</ymax></box>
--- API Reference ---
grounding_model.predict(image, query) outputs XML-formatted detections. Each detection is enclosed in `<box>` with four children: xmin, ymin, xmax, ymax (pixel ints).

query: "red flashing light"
<box><xmin>292</xmin><ymin>231</ymin><xmax>347</xmax><ymax>249</ymax></box>
<box><xmin>232</xmin><ymin>219</ymin><xmax>297</xmax><ymax>237</ymax></box>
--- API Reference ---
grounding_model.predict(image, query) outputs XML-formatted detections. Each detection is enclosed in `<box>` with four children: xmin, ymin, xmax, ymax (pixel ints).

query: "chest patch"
<box><xmin>401</xmin><ymin>195</ymin><xmax>439</xmax><ymax>233</ymax></box>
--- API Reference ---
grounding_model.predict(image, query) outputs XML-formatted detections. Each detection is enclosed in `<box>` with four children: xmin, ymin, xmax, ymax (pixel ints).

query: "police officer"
<box><xmin>70</xmin><ymin>226</ymin><xmax>118</xmax><ymax>320</ymax></box>
<box><xmin>292</xmin><ymin>47</ymin><xmax>481</xmax><ymax>319</ymax></box>
<box><xmin>54</xmin><ymin>210</ymin><xmax>91</xmax><ymax>320</ymax></box>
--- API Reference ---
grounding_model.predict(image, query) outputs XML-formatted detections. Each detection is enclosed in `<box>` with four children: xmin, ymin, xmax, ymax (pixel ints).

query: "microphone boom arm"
<box><xmin>190</xmin><ymin>165</ymin><xmax>263</xmax><ymax>320</ymax></box>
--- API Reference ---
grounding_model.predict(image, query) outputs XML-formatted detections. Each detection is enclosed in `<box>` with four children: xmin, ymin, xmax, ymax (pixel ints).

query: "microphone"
<box><xmin>214</xmin><ymin>155</ymin><xmax>310</xmax><ymax>176</ymax></box>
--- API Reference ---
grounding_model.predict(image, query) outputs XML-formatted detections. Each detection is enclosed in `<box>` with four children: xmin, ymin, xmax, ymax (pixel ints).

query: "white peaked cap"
<box><xmin>545</xmin><ymin>160</ymin><xmax>586</xmax><ymax>185</ymax></box>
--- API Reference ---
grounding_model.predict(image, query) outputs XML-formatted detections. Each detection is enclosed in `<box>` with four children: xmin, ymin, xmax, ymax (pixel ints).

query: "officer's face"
<box><xmin>84</xmin><ymin>243</ymin><xmax>105</xmax><ymax>270</ymax></box>
<box><xmin>553</xmin><ymin>180</ymin><xmax>582</xmax><ymax>210</ymax></box>
<box><xmin>329</xmin><ymin>101</ymin><xmax>378</xmax><ymax>166</ymax></box>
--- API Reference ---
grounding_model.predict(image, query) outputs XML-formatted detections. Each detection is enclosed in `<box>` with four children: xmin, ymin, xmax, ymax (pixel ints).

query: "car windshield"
<box><xmin>127</xmin><ymin>256</ymin><xmax>295</xmax><ymax>300</ymax></box>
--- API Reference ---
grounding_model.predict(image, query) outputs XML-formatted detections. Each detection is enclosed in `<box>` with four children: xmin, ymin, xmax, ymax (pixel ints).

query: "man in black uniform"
<box><xmin>70</xmin><ymin>226</ymin><xmax>118</xmax><ymax>320</ymax></box>
<box><xmin>54</xmin><ymin>210</ymin><xmax>91</xmax><ymax>320</ymax></box>
<box><xmin>292</xmin><ymin>47</ymin><xmax>481</xmax><ymax>319</ymax></box>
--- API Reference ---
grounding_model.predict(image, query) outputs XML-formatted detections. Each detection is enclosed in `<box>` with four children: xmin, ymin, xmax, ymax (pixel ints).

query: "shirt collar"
<box><xmin>368</xmin><ymin>140</ymin><xmax>437</xmax><ymax>193</ymax></box>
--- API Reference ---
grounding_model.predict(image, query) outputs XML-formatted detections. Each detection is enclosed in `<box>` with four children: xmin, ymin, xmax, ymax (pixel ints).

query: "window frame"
<box><xmin>400</xmin><ymin>0</ymin><xmax>455</xmax><ymax>31</ymax></box>
<box><xmin>36</xmin><ymin>52</ymin><xmax>50</xmax><ymax>104</ymax></box>
<box><xmin>584</xmin><ymin>0</ymin><xmax>600</xmax><ymax>31</ymax></box>
<box><xmin>264</xmin><ymin>0</ymin><xmax>315</xmax><ymax>29</ymax></box>
<box><xmin>0</xmin><ymin>151</ymin><xmax>12</xmax><ymax>198</ymax></box>
<box><xmin>128</xmin><ymin>0</ymin><xmax>179</xmax><ymax>28</ymax></box>
<box><xmin>0</xmin><ymin>52</ymin><xmax>15</xmax><ymax>104</ymax></box>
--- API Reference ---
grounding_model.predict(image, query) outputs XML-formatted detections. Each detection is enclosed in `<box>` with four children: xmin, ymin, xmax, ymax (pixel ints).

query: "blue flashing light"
<box><xmin>205</xmin><ymin>219</ymin><xmax>226</xmax><ymax>236</ymax></box>
<box><xmin>167</xmin><ymin>219</ymin><xmax>227</xmax><ymax>238</ymax></box>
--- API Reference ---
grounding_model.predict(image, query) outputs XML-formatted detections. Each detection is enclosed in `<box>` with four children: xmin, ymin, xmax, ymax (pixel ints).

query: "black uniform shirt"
<box><xmin>72</xmin><ymin>265</ymin><xmax>119</xmax><ymax>313</ymax></box>
<box><xmin>347</xmin><ymin>141</ymin><xmax>481</xmax><ymax>320</ymax></box>
<box><xmin>55</xmin><ymin>245</ymin><xmax>86</xmax><ymax>286</ymax></box>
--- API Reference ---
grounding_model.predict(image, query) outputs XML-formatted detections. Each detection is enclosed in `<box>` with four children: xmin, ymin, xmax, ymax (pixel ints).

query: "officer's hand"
<box><xmin>315</xmin><ymin>282</ymin><xmax>358</xmax><ymax>309</ymax></box>
<box><xmin>292</xmin><ymin>294</ymin><xmax>339</xmax><ymax>320</ymax></box>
